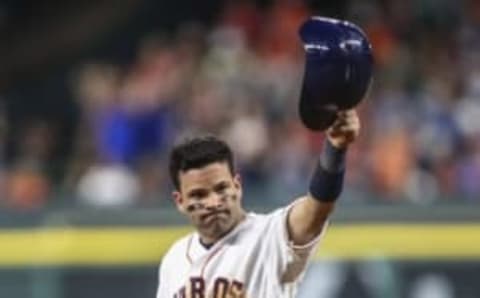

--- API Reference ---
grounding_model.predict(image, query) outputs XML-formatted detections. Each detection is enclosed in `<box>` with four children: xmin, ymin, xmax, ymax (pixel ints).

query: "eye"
<box><xmin>214</xmin><ymin>182</ymin><xmax>229</xmax><ymax>194</ymax></box>
<box><xmin>188</xmin><ymin>189</ymin><xmax>208</xmax><ymax>200</ymax></box>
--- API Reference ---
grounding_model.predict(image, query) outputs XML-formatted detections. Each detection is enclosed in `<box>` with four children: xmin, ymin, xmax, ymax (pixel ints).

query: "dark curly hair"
<box><xmin>169</xmin><ymin>135</ymin><xmax>235</xmax><ymax>189</ymax></box>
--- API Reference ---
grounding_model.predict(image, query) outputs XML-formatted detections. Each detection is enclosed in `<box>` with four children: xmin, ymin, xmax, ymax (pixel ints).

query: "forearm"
<box><xmin>287</xmin><ymin>138</ymin><xmax>347</xmax><ymax>245</ymax></box>
<box><xmin>309</xmin><ymin>138</ymin><xmax>346</xmax><ymax>201</ymax></box>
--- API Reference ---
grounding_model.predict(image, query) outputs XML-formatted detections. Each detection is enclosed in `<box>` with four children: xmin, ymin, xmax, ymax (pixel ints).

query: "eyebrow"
<box><xmin>187</xmin><ymin>180</ymin><xmax>230</xmax><ymax>196</ymax></box>
<box><xmin>214</xmin><ymin>181</ymin><xmax>229</xmax><ymax>189</ymax></box>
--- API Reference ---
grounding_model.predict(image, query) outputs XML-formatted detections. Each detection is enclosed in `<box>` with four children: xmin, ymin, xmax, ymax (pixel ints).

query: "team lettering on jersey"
<box><xmin>173</xmin><ymin>277</ymin><xmax>245</xmax><ymax>298</ymax></box>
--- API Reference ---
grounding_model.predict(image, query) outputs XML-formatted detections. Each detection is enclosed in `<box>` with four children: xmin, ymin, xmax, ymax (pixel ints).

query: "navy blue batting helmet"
<box><xmin>299</xmin><ymin>17</ymin><xmax>373</xmax><ymax>131</ymax></box>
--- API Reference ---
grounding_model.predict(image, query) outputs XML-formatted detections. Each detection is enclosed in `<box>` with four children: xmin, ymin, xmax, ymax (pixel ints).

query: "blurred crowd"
<box><xmin>1</xmin><ymin>0</ymin><xmax>480</xmax><ymax>210</ymax></box>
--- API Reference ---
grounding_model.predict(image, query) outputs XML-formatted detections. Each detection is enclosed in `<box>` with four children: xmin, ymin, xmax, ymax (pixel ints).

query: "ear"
<box><xmin>233</xmin><ymin>174</ymin><xmax>243</xmax><ymax>200</ymax></box>
<box><xmin>172</xmin><ymin>191</ymin><xmax>187</xmax><ymax>214</ymax></box>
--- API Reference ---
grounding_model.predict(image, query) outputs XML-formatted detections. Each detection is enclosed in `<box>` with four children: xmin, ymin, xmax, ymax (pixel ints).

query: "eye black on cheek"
<box><xmin>186</xmin><ymin>202</ymin><xmax>204</xmax><ymax>212</ymax></box>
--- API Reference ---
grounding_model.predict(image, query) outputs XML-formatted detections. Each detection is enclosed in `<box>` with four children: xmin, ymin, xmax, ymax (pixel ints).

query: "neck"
<box><xmin>199</xmin><ymin>237</ymin><xmax>215</xmax><ymax>249</ymax></box>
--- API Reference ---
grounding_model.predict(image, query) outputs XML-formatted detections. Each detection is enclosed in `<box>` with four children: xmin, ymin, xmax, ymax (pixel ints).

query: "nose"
<box><xmin>205</xmin><ymin>193</ymin><xmax>224</xmax><ymax>209</ymax></box>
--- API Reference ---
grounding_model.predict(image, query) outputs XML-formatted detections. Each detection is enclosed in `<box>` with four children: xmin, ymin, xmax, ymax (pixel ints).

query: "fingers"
<box><xmin>328</xmin><ymin>109</ymin><xmax>359</xmax><ymax>134</ymax></box>
<box><xmin>326</xmin><ymin>109</ymin><xmax>360</xmax><ymax>147</ymax></box>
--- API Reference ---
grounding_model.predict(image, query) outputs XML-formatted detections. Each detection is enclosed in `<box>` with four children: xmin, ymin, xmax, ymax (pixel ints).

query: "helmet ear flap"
<box><xmin>298</xmin><ymin>17</ymin><xmax>373</xmax><ymax>131</ymax></box>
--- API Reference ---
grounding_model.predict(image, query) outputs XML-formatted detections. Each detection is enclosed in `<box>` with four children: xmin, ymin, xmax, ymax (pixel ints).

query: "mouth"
<box><xmin>201</xmin><ymin>210</ymin><xmax>229</xmax><ymax>222</ymax></box>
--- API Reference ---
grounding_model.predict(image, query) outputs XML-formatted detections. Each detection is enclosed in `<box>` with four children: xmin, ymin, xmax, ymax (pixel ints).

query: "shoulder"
<box><xmin>258</xmin><ymin>204</ymin><xmax>291</xmax><ymax>224</ymax></box>
<box><xmin>248</xmin><ymin>201</ymin><xmax>299</xmax><ymax>238</ymax></box>
<box><xmin>161</xmin><ymin>233</ymin><xmax>194</xmax><ymax>269</ymax></box>
<box><xmin>242</xmin><ymin>206</ymin><xmax>289</xmax><ymax>233</ymax></box>
<box><xmin>246</xmin><ymin>205</ymin><xmax>289</xmax><ymax>222</ymax></box>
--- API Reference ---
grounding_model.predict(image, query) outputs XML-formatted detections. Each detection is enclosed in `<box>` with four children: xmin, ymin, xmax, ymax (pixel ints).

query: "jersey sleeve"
<box><xmin>265</xmin><ymin>198</ymin><xmax>328</xmax><ymax>284</ymax></box>
<box><xmin>156</xmin><ymin>261</ymin><xmax>167</xmax><ymax>298</ymax></box>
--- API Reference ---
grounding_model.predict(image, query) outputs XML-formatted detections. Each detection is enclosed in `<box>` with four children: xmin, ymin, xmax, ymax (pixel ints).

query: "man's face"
<box><xmin>173</xmin><ymin>162</ymin><xmax>243</xmax><ymax>243</ymax></box>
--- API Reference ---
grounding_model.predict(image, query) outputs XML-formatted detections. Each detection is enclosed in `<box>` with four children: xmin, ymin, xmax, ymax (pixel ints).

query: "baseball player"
<box><xmin>156</xmin><ymin>109</ymin><xmax>360</xmax><ymax>298</ymax></box>
<box><xmin>157</xmin><ymin>16</ymin><xmax>372</xmax><ymax>298</ymax></box>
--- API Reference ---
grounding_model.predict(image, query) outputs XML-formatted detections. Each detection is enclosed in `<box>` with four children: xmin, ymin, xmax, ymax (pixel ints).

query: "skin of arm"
<box><xmin>287</xmin><ymin>109</ymin><xmax>360</xmax><ymax>245</ymax></box>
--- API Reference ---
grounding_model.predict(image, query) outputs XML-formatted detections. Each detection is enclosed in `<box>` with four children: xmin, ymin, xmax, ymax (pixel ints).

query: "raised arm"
<box><xmin>287</xmin><ymin>109</ymin><xmax>360</xmax><ymax>245</ymax></box>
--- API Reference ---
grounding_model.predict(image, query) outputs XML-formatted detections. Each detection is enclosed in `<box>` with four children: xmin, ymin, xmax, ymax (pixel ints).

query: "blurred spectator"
<box><xmin>4</xmin><ymin>121</ymin><xmax>54</xmax><ymax>210</ymax></box>
<box><xmin>6</xmin><ymin>165</ymin><xmax>50</xmax><ymax>210</ymax></box>
<box><xmin>3</xmin><ymin>0</ymin><xmax>480</xmax><ymax>209</ymax></box>
<box><xmin>0</xmin><ymin>103</ymin><xmax>6</xmax><ymax>204</ymax></box>
<box><xmin>454</xmin><ymin>137</ymin><xmax>480</xmax><ymax>201</ymax></box>
<box><xmin>369</xmin><ymin>126</ymin><xmax>414</xmax><ymax>199</ymax></box>
<box><xmin>76</xmin><ymin>163</ymin><xmax>139</xmax><ymax>208</ymax></box>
